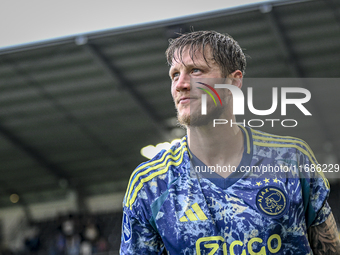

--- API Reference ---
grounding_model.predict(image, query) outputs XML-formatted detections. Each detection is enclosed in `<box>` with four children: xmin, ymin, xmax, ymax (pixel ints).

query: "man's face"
<box><xmin>169</xmin><ymin>47</ymin><xmax>226</xmax><ymax>127</ymax></box>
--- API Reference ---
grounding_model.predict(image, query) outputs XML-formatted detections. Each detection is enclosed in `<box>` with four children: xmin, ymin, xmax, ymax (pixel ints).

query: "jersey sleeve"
<box><xmin>120</xmin><ymin>197</ymin><xmax>165</xmax><ymax>254</ymax></box>
<box><xmin>299</xmin><ymin>151</ymin><xmax>331</xmax><ymax>228</ymax></box>
<box><xmin>312</xmin><ymin>201</ymin><xmax>332</xmax><ymax>226</ymax></box>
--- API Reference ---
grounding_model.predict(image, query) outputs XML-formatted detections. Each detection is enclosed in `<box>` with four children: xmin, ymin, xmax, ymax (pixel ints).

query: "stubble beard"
<box><xmin>177</xmin><ymin>103</ymin><xmax>225</xmax><ymax>128</ymax></box>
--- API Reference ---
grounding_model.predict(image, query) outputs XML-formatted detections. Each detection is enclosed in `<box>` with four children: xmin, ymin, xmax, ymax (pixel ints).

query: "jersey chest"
<box><xmin>153</xmin><ymin>176</ymin><xmax>309</xmax><ymax>254</ymax></box>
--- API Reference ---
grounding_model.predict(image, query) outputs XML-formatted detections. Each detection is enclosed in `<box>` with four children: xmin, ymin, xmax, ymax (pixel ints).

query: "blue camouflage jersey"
<box><xmin>120</xmin><ymin>126</ymin><xmax>331</xmax><ymax>255</ymax></box>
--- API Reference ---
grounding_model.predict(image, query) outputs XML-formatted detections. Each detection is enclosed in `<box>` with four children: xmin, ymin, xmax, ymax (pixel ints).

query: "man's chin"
<box><xmin>178</xmin><ymin>105</ymin><xmax>225</xmax><ymax>128</ymax></box>
<box><xmin>177</xmin><ymin>114</ymin><xmax>215</xmax><ymax>128</ymax></box>
<box><xmin>177</xmin><ymin>114</ymin><xmax>190</xmax><ymax>128</ymax></box>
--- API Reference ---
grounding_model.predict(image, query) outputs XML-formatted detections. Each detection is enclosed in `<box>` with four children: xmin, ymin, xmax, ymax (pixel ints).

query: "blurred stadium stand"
<box><xmin>0</xmin><ymin>0</ymin><xmax>339</xmax><ymax>253</ymax></box>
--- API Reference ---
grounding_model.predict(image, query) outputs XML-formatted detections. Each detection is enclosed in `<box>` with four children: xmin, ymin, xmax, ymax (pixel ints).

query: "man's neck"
<box><xmin>187</xmin><ymin>118</ymin><xmax>244</xmax><ymax>178</ymax></box>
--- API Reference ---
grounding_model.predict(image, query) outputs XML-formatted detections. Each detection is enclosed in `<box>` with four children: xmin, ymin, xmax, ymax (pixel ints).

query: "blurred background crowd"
<box><xmin>0</xmin><ymin>212</ymin><xmax>122</xmax><ymax>255</ymax></box>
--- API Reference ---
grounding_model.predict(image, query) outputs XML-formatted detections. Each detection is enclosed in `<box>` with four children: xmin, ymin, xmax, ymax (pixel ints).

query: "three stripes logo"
<box><xmin>179</xmin><ymin>203</ymin><xmax>208</xmax><ymax>222</ymax></box>
<box><xmin>197</xmin><ymin>82</ymin><xmax>222</xmax><ymax>115</ymax></box>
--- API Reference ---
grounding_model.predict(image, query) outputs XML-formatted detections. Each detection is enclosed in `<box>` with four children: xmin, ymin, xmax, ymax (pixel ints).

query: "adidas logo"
<box><xmin>179</xmin><ymin>203</ymin><xmax>208</xmax><ymax>222</ymax></box>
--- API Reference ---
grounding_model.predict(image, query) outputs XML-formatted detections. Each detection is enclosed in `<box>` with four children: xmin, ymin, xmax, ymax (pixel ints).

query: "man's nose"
<box><xmin>175</xmin><ymin>73</ymin><xmax>191</xmax><ymax>91</ymax></box>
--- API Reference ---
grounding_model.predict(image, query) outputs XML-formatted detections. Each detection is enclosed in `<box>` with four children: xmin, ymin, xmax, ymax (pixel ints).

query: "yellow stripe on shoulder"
<box><xmin>251</xmin><ymin>128</ymin><xmax>327</xmax><ymax>185</ymax></box>
<box><xmin>251</xmin><ymin>128</ymin><xmax>316</xmax><ymax>160</ymax></box>
<box><xmin>127</xmin><ymin>146</ymin><xmax>187</xmax><ymax>209</ymax></box>
<box><xmin>125</xmin><ymin>137</ymin><xmax>186</xmax><ymax>201</ymax></box>
<box><xmin>125</xmin><ymin>137</ymin><xmax>188</xmax><ymax>209</ymax></box>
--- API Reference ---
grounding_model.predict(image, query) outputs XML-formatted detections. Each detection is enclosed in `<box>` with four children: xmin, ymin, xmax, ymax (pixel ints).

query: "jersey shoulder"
<box><xmin>250</xmin><ymin>128</ymin><xmax>329</xmax><ymax>184</ymax></box>
<box><xmin>124</xmin><ymin>136</ymin><xmax>189</xmax><ymax>210</ymax></box>
<box><xmin>250</xmin><ymin>128</ymin><xmax>317</xmax><ymax>161</ymax></box>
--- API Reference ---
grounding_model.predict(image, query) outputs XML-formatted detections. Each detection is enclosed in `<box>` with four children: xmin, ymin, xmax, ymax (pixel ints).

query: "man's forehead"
<box><xmin>171</xmin><ymin>45</ymin><xmax>213</xmax><ymax>66</ymax></box>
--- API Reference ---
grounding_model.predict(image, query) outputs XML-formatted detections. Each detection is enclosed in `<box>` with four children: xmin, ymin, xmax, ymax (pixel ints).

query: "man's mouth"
<box><xmin>178</xmin><ymin>96</ymin><xmax>198</xmax><ymax>105</ymax></box>
<box><xmin>178</xmin><ymin>97</ymin><xmax>190</xmax><ymax>104</ymax></box>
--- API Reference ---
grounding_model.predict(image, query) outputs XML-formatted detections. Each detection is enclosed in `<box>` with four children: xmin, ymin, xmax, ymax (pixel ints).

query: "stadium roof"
<box><xmin>0</xmin><ymin>0</ymin><xmax>339</xmax><ymax>214</ymax></box>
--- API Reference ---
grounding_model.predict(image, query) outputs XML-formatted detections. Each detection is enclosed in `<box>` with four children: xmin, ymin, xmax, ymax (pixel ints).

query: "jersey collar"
<box><xmin>189</xmin><ymin>125</ymin><xmax>253</xmax><ymax>189</ymax></box>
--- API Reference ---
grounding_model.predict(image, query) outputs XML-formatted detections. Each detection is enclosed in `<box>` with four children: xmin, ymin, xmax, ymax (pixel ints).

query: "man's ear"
<box><xmin>224</xmin><ymin>70</ymin><xmax>243</xmax><ymax>89</ymax></box>
<box><xmin>230</xmin><ymin>70</ymin><xmax>243</xmax><ymax>89</ymax></box>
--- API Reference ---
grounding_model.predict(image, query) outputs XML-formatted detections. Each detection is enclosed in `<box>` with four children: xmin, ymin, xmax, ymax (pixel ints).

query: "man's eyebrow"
<box><xmin>169</xmin><ymin>66</ymin><xmax>176</xmax><ymax>73</ymax></box>
<box><xmin>169</xmin><ymin>67</ymin><xmax>177</xmax><ymax>77</ymax></box>
<box><xmin>169</xmin><ymin>62</ymin><xmax>206</xmax><ymax>76</ymax></box>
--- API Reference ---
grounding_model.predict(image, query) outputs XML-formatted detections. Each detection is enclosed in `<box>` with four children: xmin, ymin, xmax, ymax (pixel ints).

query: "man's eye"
<box><xmin>172</xmin><ymin>73</ymin><xmax>179</xmax><ymax>79</ymax></box>
<box><xmin>192</xmin><ymin>69</ymin><xmax>201</xmax><ymax>73</ymax></box>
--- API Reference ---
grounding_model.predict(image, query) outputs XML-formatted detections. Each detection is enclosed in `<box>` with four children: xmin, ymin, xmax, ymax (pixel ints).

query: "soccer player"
<box><xmin>120</xmin><ymin>31</ymin><xmax>340</xmax><ymax>254</ymax></box>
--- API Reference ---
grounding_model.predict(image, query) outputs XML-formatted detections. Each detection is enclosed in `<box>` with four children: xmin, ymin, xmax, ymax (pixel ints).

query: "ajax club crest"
<box><xmin>256</xmin><ymin>186</ymin><xmax>289</xmax><ymax>218</ymax></box>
